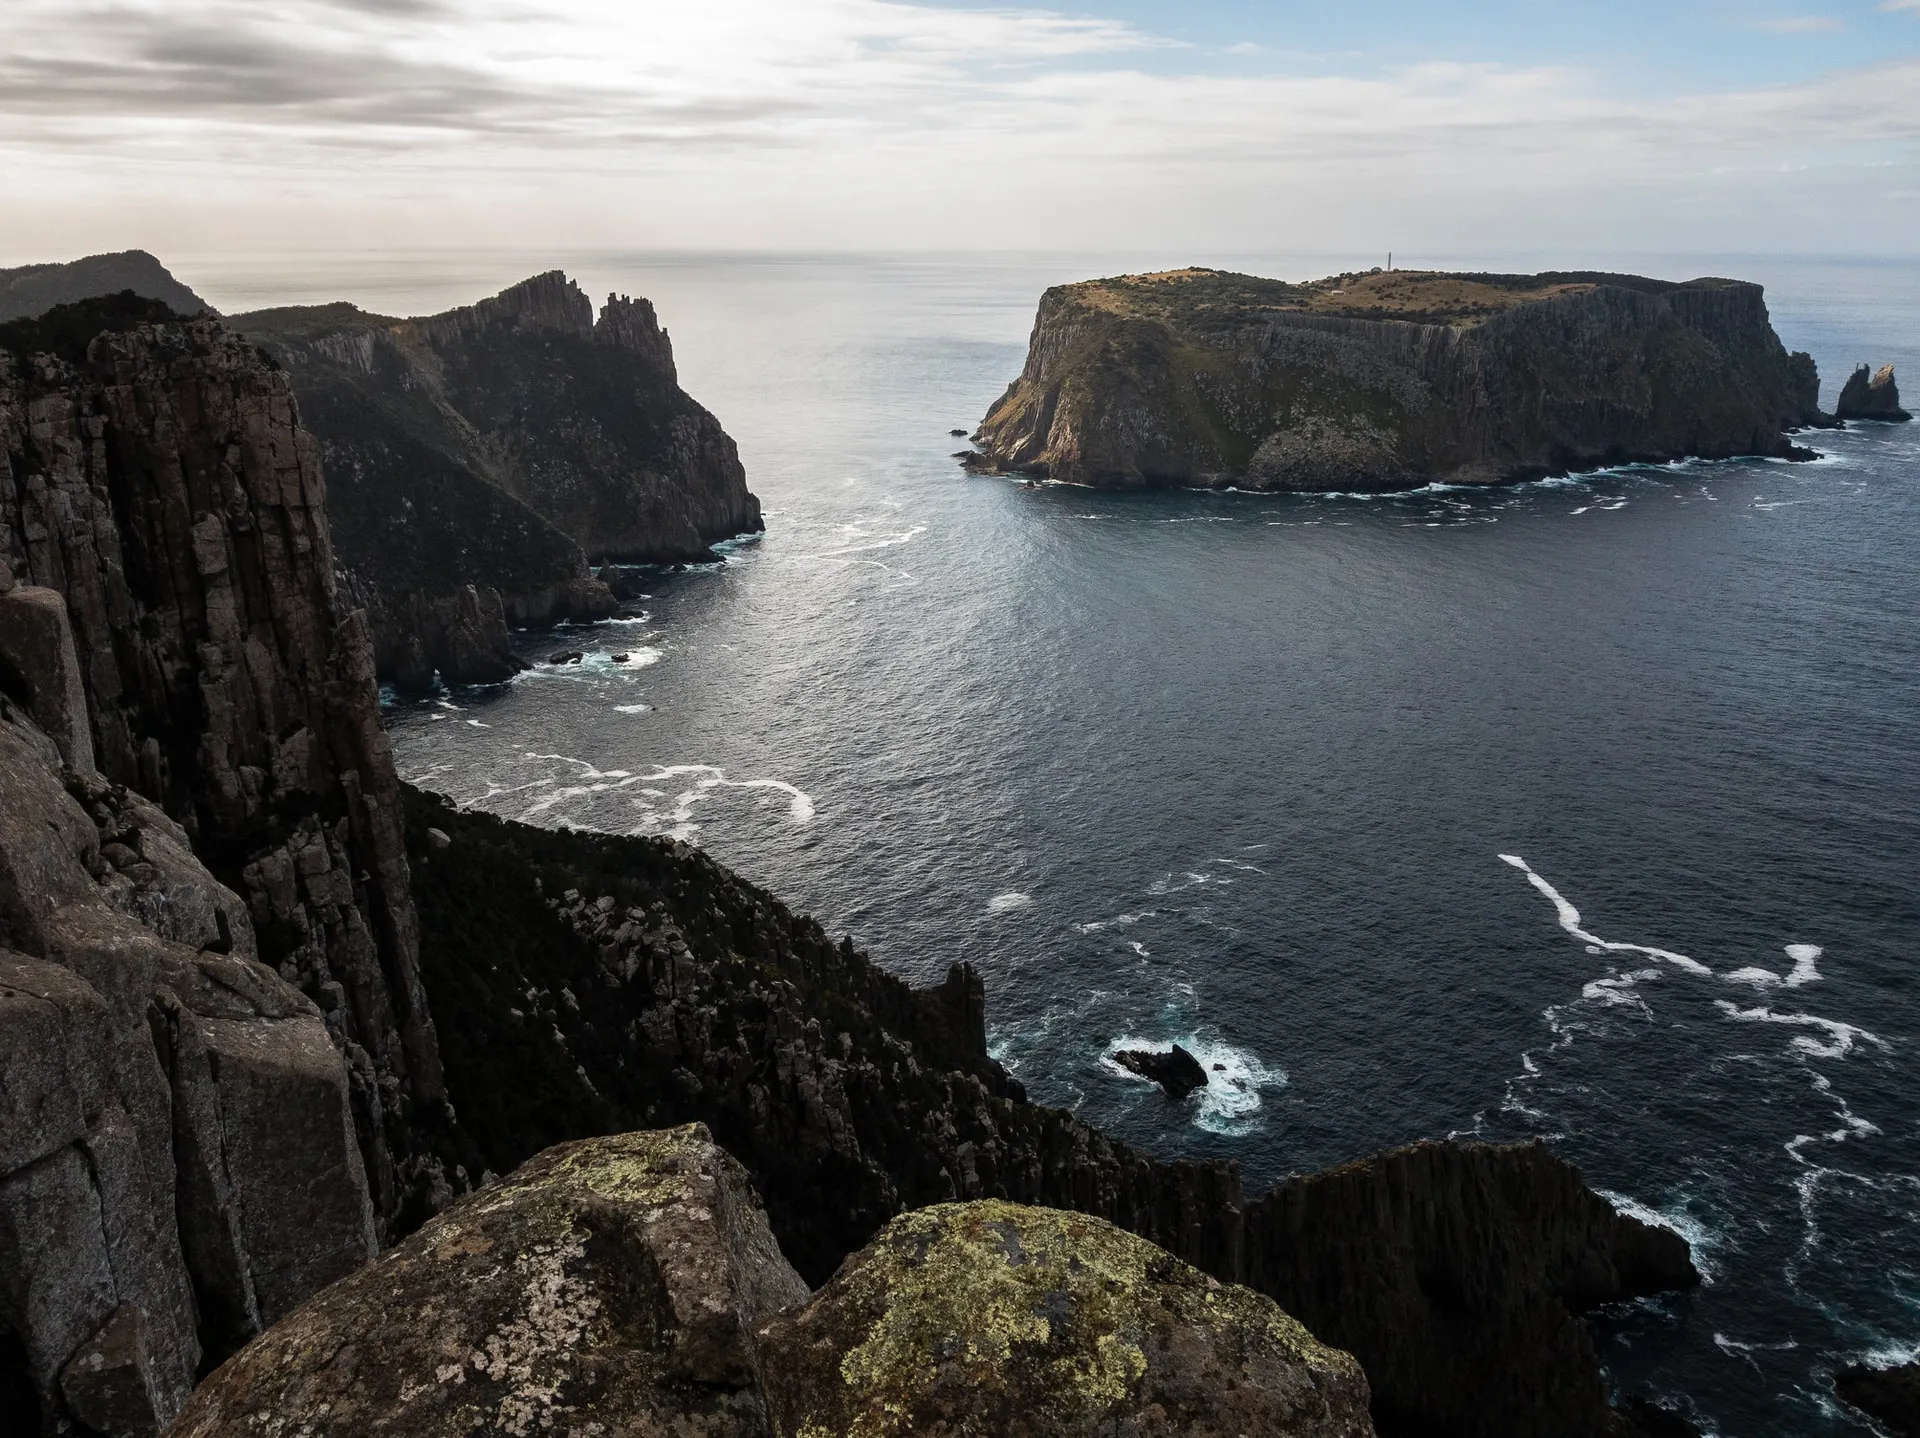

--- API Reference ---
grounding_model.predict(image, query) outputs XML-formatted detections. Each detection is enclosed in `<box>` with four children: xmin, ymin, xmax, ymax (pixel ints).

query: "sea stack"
<box><xmin>972</xmin><ymin>268</ymin><xmax>1828</xmax><ymax>491</ymax></box>
<box><xmin>1836</xmin><ymin>363</ymin><xmax>1911</xmax><ymax>421</ymax></box>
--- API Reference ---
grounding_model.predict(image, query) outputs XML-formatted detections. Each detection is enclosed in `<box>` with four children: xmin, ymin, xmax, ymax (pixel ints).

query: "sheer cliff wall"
<box><xmin>0</xmin><ymin>316</ymin><xmax>451</xmax><ymax>1231</ymax></box>
<box><xmin>239</xmin><ymin>273</ymin><xmax>761</xmax><ymax>686</ymax></box>
<box><xmin>975</xmin><ymin>269</ymin><xmax>1826</xmax><ymax>492</ymax></box>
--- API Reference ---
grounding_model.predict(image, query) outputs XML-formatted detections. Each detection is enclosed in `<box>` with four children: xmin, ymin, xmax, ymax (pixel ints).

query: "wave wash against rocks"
<box><xmin>2</xmin><ymin>293</ymin><xmax>1701</xmax><ymax>1438</ymax></box>
<box><xmin>970</xmin><ymin>267</ymin><xmax>1830</xmax><ymax>492</ymax></box>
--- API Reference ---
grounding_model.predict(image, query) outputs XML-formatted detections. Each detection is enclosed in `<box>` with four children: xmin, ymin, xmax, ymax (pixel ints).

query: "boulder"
<box><xmin>167</xmin><ymin>1125</ymin><xmax>809</xmax><ymax>1438</ymax></box>
<box><xmin>760</xmin><ymin>1199</ymin><xmax>1373</xmax><ymax>1438</ymax></box>
<box><xmin>1836</xmin><ymin>363</ymin><xmax>1911</xmax><ymax>421</ymax></box>
<box><xmin>1112</xmin><ymin>1043</ymin><xmax>1209</xmax><ymax>1099</ymax></box>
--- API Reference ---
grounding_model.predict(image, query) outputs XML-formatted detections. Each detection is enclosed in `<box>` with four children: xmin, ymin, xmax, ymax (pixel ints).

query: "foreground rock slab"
<box><xmin>167</xmin><ymin>1126</ymin><xmax>809</xmax><ymax>1438</ymax></box>
<box><xmin>760</xmin><ymin>1199</ymin><xmax>1374</xmax><ymax>1438</ymax></box>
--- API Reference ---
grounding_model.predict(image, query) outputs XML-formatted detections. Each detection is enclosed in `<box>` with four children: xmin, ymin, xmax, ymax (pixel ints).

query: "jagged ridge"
<box><xmin>238</xmin><ymin>273</ymin><xmax>761</xmax><ymax>686</ymax></box>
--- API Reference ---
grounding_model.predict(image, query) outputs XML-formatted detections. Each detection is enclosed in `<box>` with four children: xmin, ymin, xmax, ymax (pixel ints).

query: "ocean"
<box><xmin>194</xmin><ymin>248</ymin><xmax>1920</xmax><ymax>1435</ymax></box>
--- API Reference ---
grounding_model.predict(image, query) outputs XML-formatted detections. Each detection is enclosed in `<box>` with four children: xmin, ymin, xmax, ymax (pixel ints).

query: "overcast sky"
<box><xmin>4</xmin><ymin>0</ymin><xmax>1918</xmax><ymax>261</ymax></box>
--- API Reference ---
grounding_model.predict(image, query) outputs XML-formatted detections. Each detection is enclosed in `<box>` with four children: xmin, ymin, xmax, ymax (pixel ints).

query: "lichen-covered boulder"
<box><xmin>166</xmin><ymin>1125</ymin><xmax>810</xmax><ymax>1438</ymax></box>
<box><xmin>758</xmin><ymin>1200</ymin><xmax>1374</xmax><ymax>1438</ymax></box>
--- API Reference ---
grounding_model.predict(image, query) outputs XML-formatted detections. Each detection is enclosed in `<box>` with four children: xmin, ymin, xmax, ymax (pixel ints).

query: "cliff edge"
<box><xmin>237</xmin><ymin>273</ymin><xmax>761</xmax><ymax>686</ymax></box>
<box><xmin>973</xmin><ymin>268</ymin><xmax>1827</xmax><ymax>491</ymax></box>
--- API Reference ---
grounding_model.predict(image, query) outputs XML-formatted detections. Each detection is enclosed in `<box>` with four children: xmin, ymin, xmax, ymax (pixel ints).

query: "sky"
<box><xmin>3</xmin><ymin>0</ymin><xmax>1918</xmax><ymax>260</ymax></box>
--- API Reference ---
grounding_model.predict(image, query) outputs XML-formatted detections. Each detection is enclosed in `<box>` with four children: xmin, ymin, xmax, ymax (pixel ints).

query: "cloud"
<box><xmin>3</xmin><ymin>0</ymin><xmax>1918</xmax><ymax>255</ymax></box>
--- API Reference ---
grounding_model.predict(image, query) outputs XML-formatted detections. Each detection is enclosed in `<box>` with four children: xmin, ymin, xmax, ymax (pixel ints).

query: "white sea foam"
<box><xmin>1725</xmin><ymin>943</ymin><xmax>1823</xmax><ymax>991</ymax></box>
<box><xmin>797</xmin><ymin>524</ymin><xmax>928</xmax><ymax>561</ymax></box>
<box><xmin>1498</xmin><ymin>854</ymin><xmax>1712</xmax><ymax>974</ymax></box>
<box><xmin>1597</xmin><ymin>1189</ymin><xmax>1723</xmax><ymax>1284</ymax></box>
<box><xmin>513</xmin><ymin>756</ymin><xmax>815</xmax><ymax>835</ymax></box>
<box><xmin>988</xmin><ymin>891</ymin><xmax>1033</xmax><ymax>913</ymax></box>
<box><xmin>1580</xmin><ymin>968</ymin><xmax>1662</xmax><ymax>1012</ymax></box>
<box><xmin>1100</xmin><ymin>1035</ymin><xmax>1286</xmax><ymax>1135</ymax></box>
<box><xmin>1074</xmin><ymin>910</ymin><xmax>1159</xmax><ymax>934</ymax></box>
<box><xmin>1712</xmin><ymin>1001</ymin><xmax>1885</xmax><ymax>1060</ymax></box>
<box><xmin>1147</xmin><ymin>870</ymin><xmax>1234</xmax><ymax>896</ymax></box>
<box><xmin>613</xmin><ymin>703</ymin><xmax>652</xmax><ymax>715</ymax></box>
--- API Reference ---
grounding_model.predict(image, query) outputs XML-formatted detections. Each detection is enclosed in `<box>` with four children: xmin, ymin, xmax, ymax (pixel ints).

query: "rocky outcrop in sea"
<box><xmin>1</xmin><ymin>298</ymin><xmax>1700</xmax><ymax>1438</ymax></box>
<box><xmin>972</xmin><ymin>267</ymin><xmax>1829</xmax><ymax>491</ymax></box>
<box><xmin>1836</xmin><ymin>363</ymin><xmax>1910</xmax><ymax>422</ymax></box>
<box><xmin>237</xmin><ymin>274</ymin><xmax>762</xmax><ymax>687</ymax></box>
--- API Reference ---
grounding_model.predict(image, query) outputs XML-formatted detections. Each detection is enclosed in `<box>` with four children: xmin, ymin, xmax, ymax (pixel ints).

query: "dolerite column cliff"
<box><xmin>0</xmin><ymin>314</ymin><xmax>450</xmax><ymax>1235</ymax></box>
<box><xmin>236</xmin><ymin>272</ymin><xmax>763</xmax><ymax>687</ymax></box>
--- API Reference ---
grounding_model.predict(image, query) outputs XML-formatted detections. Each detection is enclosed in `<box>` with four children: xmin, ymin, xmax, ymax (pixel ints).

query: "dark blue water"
<box><xmin>200</xmin><ymin>250</ymin><xmax>1919</xmax><ymax>1435</ymax></box>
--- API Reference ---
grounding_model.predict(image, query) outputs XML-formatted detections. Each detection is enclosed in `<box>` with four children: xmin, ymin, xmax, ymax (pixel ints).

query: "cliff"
<box><xmin>0</xmin><ymin>252</ymin><xmax>211</xmax><ymax>325</ymax></box>
<box><xmin>973</xmin><ymin>268</ymin><xmax>1828</xmax><ymax>491</ymax></box>
<box><xmin>236</xmin><ymin>273</ymin><xmax>761</xmax><ymax>686</ymax></box>
<box><xmin>0</xmin><ymin>300</ymin><xmax>455</xmax><ymax>1241</ymax></box>
<box><xmin>403</xmin><ymin>785</ymin><xmax>1698</xmax><ymax>1437</ymax></box>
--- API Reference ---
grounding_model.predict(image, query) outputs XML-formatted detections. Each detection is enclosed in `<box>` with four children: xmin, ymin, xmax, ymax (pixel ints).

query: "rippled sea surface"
<box><xmin>199</xmin><ymin>250</ymin><xmax>1920</xmax><ymax>1434</ymax></box>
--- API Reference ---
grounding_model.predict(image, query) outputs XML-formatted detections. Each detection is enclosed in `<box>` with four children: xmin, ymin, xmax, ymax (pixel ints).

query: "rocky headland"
<box><xmin>971</xmin><ymin>267</ymin><xmax>1829</xmax><ymax>491</ymax></box>
<box><xmin>235</xmin><ymin>274</ymin><xmax>761</xmax><ymax>687</ymax></box>
<box><xmin>1836</xmin><ymin>362</ymin><xmax>1911</xmax><ymax>422</ymax></box>
<box><xmin>0</xmin><ymin>252</ymin><xmax>211</xmax><ymax>326</ymax></box>
<box><xmin>2</xmin><ymin>299</ymin><xmax>1702</xmax><ymax>1438</ymax></box>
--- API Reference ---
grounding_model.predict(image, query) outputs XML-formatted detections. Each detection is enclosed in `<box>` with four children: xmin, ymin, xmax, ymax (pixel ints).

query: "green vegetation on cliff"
<box><xmin>974</xmin><ymin>267</ymin><xmax>1826</xmax><ymax>492</ymax></box>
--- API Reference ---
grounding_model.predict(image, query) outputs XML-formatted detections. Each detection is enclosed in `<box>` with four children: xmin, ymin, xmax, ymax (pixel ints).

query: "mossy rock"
<box><xmin>759</xmin><ymin>1199</ymin><xmax>1373</xmax><ymax>1438</ymax></box>
<box><xmin>167</xmin><ymin>1125</ymin><xmax>809</xmax><ymax>1438</ymax></box>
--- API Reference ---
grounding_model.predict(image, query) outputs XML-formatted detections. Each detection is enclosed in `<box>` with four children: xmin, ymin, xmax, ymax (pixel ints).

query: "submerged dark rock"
<box><xmin>1836</xmin><ymin>363</ymin><xmax>1911</xmax><ymax>421</ymax></box>
<box><xmin>236</xmin><ymin>275</ymin><xmax>760</xmax><ymax>687</ymax></box>
<box><xmin>1836</xmin><ymin>1361</ymin><xmax>1920</xmax><ymax>1436</ymax></box>
<box><xmin>975</xmin><ymin>267</ymin><xmax>1828</xmax><ymax>491</ymax></box>
<box><xmin>1113</xmin><ymin>1043</ymin><xmax>1210</xmax><ymax>1099</ymax></box>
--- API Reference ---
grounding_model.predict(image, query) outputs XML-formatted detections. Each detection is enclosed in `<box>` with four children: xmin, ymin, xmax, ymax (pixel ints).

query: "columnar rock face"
<box><xmin>760</xmin><ymin>1199</ymin><xmax>1375</xmax><ymax>1438</ymax></box>
<box><xmin>0</xmin><ymin>308</ymin><xmax>451</xmax><ymax>1237</ymax></box>
<box><xmin>0</xmin><ymin>696</ymin><xmax>375</xmax><ymax>1438</ymax></box>
<box><xmin>1243</xmin><ymin>1141</ymin><xmax>1696</xmax><ymax>1438</ymax></box>
<box><xmin>237</xmin><ymin>273</ymin><xmax>761</xmax><ymax>686</ymax></box>
<box><xmin>1835</xmin><ymin>362</ymin><xmax>1911</xmax><ymax>421</ymax></box>
<box><xmin>167</xmin><ymin>1127</ymin><xmax>812</xmax><ymax>1438</ymax></box>
<box><xmin>973</xmin><ymin>268</ymin><xmax>1828</xmax><ymax>491</ymax></box>
<box><xmin>403</xmin><ymin>787</ymin><xmax>1697</xmax><ymax>1437</ymax></box>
